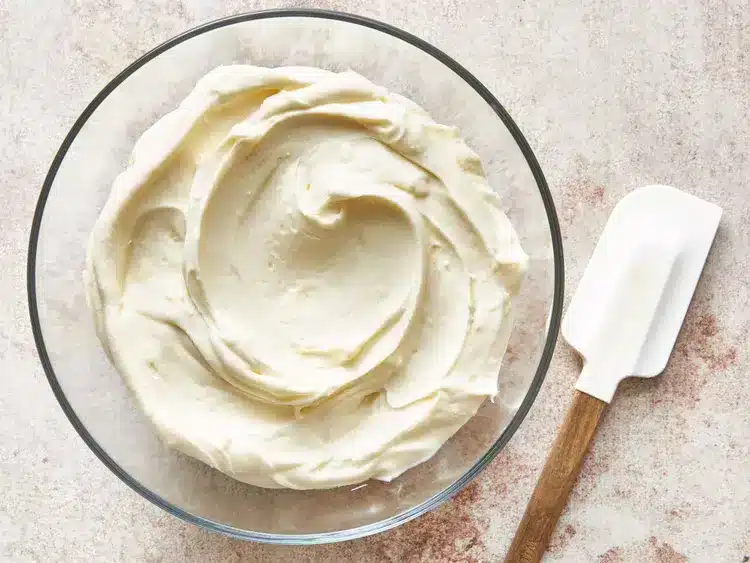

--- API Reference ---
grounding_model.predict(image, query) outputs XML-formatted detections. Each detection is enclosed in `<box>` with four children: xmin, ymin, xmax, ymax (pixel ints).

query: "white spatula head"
<box><xmin>562</xmin><ymin>185</ymin><xmax>722</xmax><ymax>403</ymax></box>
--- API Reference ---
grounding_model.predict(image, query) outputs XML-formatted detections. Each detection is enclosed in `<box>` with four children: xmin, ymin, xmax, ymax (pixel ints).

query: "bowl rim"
<box><xmin>27</xmin><ymin>8</ymin><xmax>564</xmax><ymax>545</ymax></box>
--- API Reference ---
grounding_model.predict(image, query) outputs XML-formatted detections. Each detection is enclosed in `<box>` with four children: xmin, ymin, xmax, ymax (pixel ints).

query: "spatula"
<box><xmin>504</xmin><ymin>185</ymin><xmax>722</xmax><ymax>563</ymax></box>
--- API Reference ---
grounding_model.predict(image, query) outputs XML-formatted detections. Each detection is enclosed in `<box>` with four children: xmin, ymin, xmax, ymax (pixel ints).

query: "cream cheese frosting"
<box><xmin>85</xmin><ymin>66</ymin><xmax>528</xmax><ymax>490</ymax></box>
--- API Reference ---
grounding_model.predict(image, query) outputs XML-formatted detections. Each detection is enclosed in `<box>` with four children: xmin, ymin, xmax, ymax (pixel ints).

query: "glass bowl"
<box><xmin>28</xmin><ymin>9</ymin><xmax>563</xmax><ymax>544</ymax></box>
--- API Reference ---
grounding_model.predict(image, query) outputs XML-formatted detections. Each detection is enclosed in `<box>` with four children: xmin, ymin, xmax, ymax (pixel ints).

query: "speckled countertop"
<box><xmin>1</xmin><ymin>1</ymin><xmax>748</xmax><ymax>561</ymax></box>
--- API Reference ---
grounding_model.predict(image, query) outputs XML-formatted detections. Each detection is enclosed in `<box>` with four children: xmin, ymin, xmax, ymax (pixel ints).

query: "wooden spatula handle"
<box><xmin>504</xmin><ymin>390</ymin><xmax>608</xmax><ymax>563</ymax></box>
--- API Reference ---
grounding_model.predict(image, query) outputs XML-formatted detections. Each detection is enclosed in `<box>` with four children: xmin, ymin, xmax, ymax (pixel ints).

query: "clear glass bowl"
<box><xmin>28</xmin><ymin>9</ymin><xmax>563</xmax><ymax>544</ymax></box>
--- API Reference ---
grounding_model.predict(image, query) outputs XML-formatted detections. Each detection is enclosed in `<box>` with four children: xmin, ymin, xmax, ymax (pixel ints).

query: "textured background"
<box><xmin>1</xmin><ymin>1</ymin><xmax>749</xmax><ymax>561</ymax></box>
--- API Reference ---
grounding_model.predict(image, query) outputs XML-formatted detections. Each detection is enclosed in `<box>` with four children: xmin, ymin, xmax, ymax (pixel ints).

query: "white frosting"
<box><xmin>85</xmin><ymin>66</ymin><xmax>527</xmax><ymax>490</ymax></box>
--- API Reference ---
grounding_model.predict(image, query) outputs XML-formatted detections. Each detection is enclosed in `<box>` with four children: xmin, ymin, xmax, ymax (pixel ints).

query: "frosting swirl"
<box><xmin>86</xmin><ymin>66</ymin><xmax>527</xmax><ymax>489</ymax></box>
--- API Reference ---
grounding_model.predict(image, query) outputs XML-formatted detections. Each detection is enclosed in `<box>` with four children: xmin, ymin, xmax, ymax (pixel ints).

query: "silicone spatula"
<box><xmin>505</xmin><ymin>185</ymin><xmax>722</xmax><ymax>563</ymax></box>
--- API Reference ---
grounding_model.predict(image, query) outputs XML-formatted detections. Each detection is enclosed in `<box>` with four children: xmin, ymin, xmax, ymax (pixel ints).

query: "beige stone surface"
<box><xmin>1</xmin><ymin>1</ymin><xmax>749</xmax><ymax>561</ymax></box>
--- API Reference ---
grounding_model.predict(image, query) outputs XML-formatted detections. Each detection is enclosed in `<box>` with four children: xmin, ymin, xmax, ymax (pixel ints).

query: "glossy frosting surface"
<box><xmin>85</xmin><ymin>66</ymin><xmax>527</xmax><ymax>489</ymax></box>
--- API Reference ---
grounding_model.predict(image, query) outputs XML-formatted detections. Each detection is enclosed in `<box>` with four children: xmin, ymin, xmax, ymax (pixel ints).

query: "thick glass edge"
<box><xmin>26</xmin><ymin>8</ymin><xmax>564</xmax><ymax>545</ymax></box>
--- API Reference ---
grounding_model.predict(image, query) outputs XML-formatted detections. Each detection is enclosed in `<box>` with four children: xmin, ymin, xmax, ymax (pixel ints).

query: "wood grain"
<box><xmin>504</xmin><ymin>391</ymin><xmax>608</xmax><ymax>563</ymax></box>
